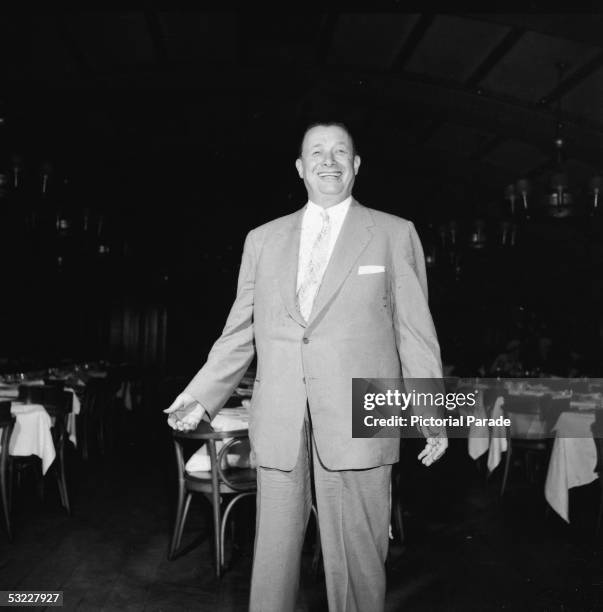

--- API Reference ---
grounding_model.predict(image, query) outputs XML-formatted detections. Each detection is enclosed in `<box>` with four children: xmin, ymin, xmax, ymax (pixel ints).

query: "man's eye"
<box><xmin>311</xmin><ymin>151</ymin><xmax>321</xmax><ymax>157</ymax></box>
<box><xmin>336</xmin><ymin>149</ymin><xmax>348</xmax><ymax>155</ymax></box>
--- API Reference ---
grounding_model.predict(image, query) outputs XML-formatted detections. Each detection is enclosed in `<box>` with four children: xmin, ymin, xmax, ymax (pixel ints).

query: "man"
<box><xmin>166</xmin><ymin>122</ymin><xmax>447</xmax><ymax>611</ymax></box>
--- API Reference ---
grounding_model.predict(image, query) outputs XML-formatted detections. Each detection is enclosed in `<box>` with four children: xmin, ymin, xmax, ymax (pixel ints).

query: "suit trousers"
<box><xmin>249</xmin><ymin>417</ymin><xmax>392</xmax><ymax>612</ymax></box>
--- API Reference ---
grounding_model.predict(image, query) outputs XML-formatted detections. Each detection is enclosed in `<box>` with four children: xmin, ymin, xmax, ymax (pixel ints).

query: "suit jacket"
<box><xmin>184</xmin><ymin>199</ymin><xmax>443</xmax><ymax>470</ymax></box>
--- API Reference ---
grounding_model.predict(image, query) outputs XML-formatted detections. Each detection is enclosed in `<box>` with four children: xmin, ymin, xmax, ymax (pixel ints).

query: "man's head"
<box><xmin>295</xmin><ymin>122</ymin><xmax>361</xmax><ymax>208</ymax></box>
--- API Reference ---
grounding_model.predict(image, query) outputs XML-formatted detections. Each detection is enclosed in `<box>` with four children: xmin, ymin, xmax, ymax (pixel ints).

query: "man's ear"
<box><xmin>354</xmin><ymin>155</ymin><xmax>361</xmax><ymax>175</ymax></box>
<box><xmin>295</xmin><ymin>158</ymin><xmax>303</xmax><ymax>178</ymax></box>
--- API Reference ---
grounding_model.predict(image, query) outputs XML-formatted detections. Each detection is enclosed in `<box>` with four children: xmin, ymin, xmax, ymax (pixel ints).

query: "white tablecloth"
<box><xmin>5</xmin><ymin>403</ymin><xmax>56</xmax><ymax>474</ymax></box>
<box><xmin>1</xmin><ymin>384</ymin><xmax>81</xmax><ymax>448</ymax></box>
<box><xmin>469</xmin><ymin>393</ymin><xmax>597</xmax><ymax>474</ymax></box>
<box><xmin>544</xmin><ymin>411</ymin><xmax>598</xmax><ymax>522</ymax></box>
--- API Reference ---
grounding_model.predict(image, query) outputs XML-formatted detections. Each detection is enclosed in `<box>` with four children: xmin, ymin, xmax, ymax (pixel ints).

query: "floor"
<box><xmin>2</xmin><ymin>407</ymin><xmax>603</xmax><ymax>611</ymax></box>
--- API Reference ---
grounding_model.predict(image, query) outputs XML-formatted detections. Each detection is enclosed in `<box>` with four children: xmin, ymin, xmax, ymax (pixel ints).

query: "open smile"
<box><xmin>317</xmin><ymin>171</ymin><xmax>342</xmax><ymax>180</ymax></box>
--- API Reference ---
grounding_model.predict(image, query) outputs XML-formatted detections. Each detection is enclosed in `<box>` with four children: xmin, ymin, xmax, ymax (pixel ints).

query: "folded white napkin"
<box><xmin>487</xmin><ymin>396</ymin><xmax>508</xmax><ymax>473</ymax></box>
<box><xmin>64</xmin><ymin>388</ymin><xmax>81</xmax><ymax>447</ymax></box>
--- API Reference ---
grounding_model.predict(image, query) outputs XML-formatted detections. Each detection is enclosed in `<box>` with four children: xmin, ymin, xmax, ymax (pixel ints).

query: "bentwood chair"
<box><xmin>0</xmin><ymin>401</ymin><xmax>15</xmax><ymax>539</ymax></box>
<box><xmin>500</xmin><ymin>392</ymin><xmax>567</xmax><ymax>496</ymax></box>
<box><xmin>592</xmin><ymin>413</ymin><xmax>603</xmax><ymax>537</ymax></box>
<box><xmin>169</xmin><ymin>421</ymin><xmax>257</xmax><ymax>577</ymax></box>
<box><xmin>79</xmin><ymin>377</ymin><xmax>115</xmax><ymax>460</ymax></box>
<box><xmin>17</xmin><ymin>385</ymin><xmax>73</xmax><ymax>514</ymax></box>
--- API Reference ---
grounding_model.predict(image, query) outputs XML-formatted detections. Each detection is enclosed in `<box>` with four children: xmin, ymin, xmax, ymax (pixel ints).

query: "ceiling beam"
<box><xmin>462</xmin><ymin>13</ymin><xmax>603</xmax><ymax>49</ymax></box>
<box><xmin>465</xmin><ymin>27</ymin><xmax>525</xmax><ymax>87</ymax></box>
<box><xmin>541</xmin><ymin>50</ymin><xmax>603</xmax><ymax>104</ymax></box>
<box><xmin>5</xmin><ymin>57</ymin><xmax>602</xmax><ymax>166</ymax></box>
<box><xmin>390</xmin><ymin>14</ymin><xmax>435</xmax><ymax>72</ymax></box>
<box><xmin>315</xmin><ymin>68</ymin><xmax>603</xmax><ymax>166</ymax></box>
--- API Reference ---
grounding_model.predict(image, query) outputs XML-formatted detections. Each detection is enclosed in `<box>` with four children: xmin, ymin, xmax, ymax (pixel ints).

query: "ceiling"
<box><xmin>1</xmin><ymin>10</ymin><xmax>602</xmax><ymax>231</ymax></box>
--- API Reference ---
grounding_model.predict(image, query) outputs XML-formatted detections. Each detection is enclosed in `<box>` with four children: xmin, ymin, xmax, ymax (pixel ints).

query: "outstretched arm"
<box><xmin>165</xmin><ymin>231</ymin><xmax>258</xmax><ymax>431</ymax></box>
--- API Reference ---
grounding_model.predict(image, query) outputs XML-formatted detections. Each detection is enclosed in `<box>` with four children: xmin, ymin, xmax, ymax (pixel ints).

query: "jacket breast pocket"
<box><xmin>348</xmin><ymin>267</ymin><xmax>391</xmax><ymax>312</ymax></box>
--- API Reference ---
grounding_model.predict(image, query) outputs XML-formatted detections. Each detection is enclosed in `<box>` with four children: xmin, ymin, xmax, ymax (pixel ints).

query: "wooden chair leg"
<box><xmin>36</xmin><ymin>463</ymin><xmax>45</xmax><ymax>502</ymax></box>
<box><xmin>169</xmin><ymin>490</ymin><xmax>192</xmax><ymax>559</ymax></box>
<box><xmin>7</xmin><ymin>458</ymin><xmax>13</xmax><ymax>516</ymax></box>
<box><xmin>57</xmin><ymin>443</ymin><xmax>71</xmax><ymax>515</ymax></box>
<box><xmin>597</xmin><ymin>480</ymin><xmax>603</xmax><ymax>538</ymax></box>
<box><xmin>80</xmin><ymin>413</ymin><xmax>89</xmax><ymax>461</ymax></box>
<box><xmin>211</xmin><ymin>486</ymin><xmax>222</xmax><ymax>578</ymax></box>
<box><xmin>501</xmin><ymin>444</ymin><xmax>512</xmax><ymax>496</ymax></box>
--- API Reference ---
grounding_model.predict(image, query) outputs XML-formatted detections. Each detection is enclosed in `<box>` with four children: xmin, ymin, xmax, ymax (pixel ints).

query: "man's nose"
<box><xmin>322</xmin><ymin>152</ymin><xmax>335</xmax><ymax>165</ymax></box>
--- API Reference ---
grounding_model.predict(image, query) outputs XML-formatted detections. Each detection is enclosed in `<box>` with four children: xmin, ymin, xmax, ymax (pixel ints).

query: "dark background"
<box><xmin>0</xmin><ymin>9</ymin><xmax>602</xmax><ymax>378</ymax></box>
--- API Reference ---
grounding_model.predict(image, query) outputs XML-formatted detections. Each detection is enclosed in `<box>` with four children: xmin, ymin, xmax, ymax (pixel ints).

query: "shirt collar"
<box><xmin>306</xmin><ymin>196</ymin><xmax>352</xmax><ymax>220</ymax></box>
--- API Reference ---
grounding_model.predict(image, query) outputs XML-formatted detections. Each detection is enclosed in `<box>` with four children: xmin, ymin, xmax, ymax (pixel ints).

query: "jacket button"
<box><xmin>303</xmin><ymin>337</ymin><xmax>309</xmax><ymax>344</ymax></box>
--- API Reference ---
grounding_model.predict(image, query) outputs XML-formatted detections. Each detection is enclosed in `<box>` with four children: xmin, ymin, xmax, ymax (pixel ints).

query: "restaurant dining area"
<box><xmin>2</xmin><ymin>9</ymin><xmax>603</xmax><ymax>612</ymax></box>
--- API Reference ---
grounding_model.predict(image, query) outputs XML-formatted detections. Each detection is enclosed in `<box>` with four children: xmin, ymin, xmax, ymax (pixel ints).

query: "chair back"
<box><xmin>0</xmin><ymin>400</ymin><xmax>12</xmax><ymax>425</ymax></box>
<box><xmin>172</xmin><ymin>423</ymin><xmax>256</xmax><ymax>493</ymax></box>
<box><xmin>44</xmin><ymin>379</ymin><xmax>66</xmax><ymax>390</ymax></box>
<box><xmin>41</xmin><ymin>387</ymin><xmax>73</xmax><ymax>416</ymax></box>
<box><xmin>18</xmin><ymin>384</ymin><xmax>45</xmax><ymax>404</ymax></box>
<box><xmin>18</xmin><ymin>385</ymin><xmax>72</xmax><ymax>415</ymax></box>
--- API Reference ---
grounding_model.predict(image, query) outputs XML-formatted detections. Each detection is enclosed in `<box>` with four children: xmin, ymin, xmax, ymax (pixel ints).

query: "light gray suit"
<box><xmin>184</xmin><ymin>200</ymin><xmax>442</xmax><ymax>610</ymax></box>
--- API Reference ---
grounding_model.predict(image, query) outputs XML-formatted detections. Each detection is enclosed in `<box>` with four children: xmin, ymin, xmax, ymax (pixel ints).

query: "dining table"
<box><xmin>0</xmin><ymin>381</ymin><xmax>82</xmax><ymax>473</ymax></box>
<box><xmin>462</xmin><ymin>379</ymin><xmax>602</xmax><ymax>522</ymax></box>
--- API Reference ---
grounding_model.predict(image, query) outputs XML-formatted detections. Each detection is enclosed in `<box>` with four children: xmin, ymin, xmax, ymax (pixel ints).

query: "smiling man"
<box><xmin>166</xmin><ymin>122</ymin><xmax>446</xmax><ymax>611</ymax></box>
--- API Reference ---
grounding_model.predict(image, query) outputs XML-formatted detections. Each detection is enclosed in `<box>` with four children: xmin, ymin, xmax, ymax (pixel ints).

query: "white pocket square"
<box><xmin>358</xmin><ymin>265</ymin><xmax>385</xmax><ymax>275</ymax></box>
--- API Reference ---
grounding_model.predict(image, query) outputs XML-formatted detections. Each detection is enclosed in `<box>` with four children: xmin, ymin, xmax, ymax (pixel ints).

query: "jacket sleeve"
<box><xmin>183</xmin><ymin>230</ymin><xmax>257</xmax><ymax>419</ymax></box>
<box><xmin>392</xmin><ymin>221</ymin><xmax>445</xmax><ymax>436</ymax></box>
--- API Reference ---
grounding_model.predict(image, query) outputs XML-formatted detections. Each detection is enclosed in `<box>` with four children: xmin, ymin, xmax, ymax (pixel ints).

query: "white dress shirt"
<box><xmin>296</xmin><ymin>197</ymin><xmax>352</xmax><ymax>292</ymax></box>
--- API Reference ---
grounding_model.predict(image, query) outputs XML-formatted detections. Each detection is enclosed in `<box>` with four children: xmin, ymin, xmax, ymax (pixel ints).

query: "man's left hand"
<box><xmin>417</xmin><ymin>437</ymin><xmax>448</xmax><ymax>466</ymax></box>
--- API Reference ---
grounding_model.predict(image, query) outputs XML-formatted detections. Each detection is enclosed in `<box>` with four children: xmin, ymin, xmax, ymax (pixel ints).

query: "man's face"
<box><xmin>295</xmin><ymin>125</ymin><xmax>361</xmax><ymax>207</ymax></box>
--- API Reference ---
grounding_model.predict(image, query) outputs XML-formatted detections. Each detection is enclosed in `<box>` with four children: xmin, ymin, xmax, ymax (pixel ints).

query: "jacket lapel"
<box><xmin>307</xmin><ymin>200</ymin><xmax>374</xmax><ymax>329</ymax></box>
<box><xmin>276</xmin><ymin>207</ymin><xmax>306</xmax><ymax>327</ymax></box>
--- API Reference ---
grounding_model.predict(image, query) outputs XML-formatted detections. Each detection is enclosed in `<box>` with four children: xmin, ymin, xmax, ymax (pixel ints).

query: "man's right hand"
<box><xmin>164</xmin><ymin>393</ymin><xmax>206</xmax><ymax>431</ymax></box>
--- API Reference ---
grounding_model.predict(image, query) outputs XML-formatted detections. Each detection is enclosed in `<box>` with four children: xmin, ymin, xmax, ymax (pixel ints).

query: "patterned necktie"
<box><xmin>297</xmin><ymin>209</ymin><xmax>331</xmax><ymax>321</ymax></box>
